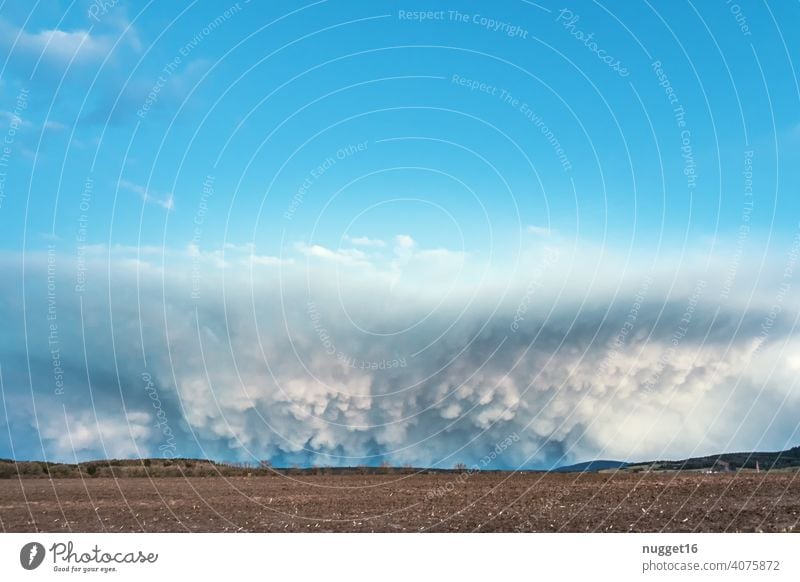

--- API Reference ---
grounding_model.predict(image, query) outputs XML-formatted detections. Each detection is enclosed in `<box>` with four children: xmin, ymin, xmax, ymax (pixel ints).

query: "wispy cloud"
<box><xmin>527</xmin><ymin>225</ymin><xmax>553</xmax><ymax>237</ymax></box>
<box><xmin>119</xmin><ymin>179</ymin><xmax>175</xmax><ymax>211</ymax></box>
<box><xmin>344</xmin><ymin>235</ymin><xmax>386</xmax><ymax>248</ymax></box>
<box><xmin>296</xmin><ymin>243</ymin><xmax>370</xmax><ymax>266</ymax></box>
<box><xmin>43</xmin><ymin>120</ymin><xmax>67</xmax><ymax>132</ymax></box>
<box><xmin>222</xmin><ymin>242</ymin><xmax>293</xmax><ymax>267</ymax></box>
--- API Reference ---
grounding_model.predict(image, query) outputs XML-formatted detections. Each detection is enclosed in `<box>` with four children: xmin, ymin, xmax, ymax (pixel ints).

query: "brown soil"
<box><xmin>1</xmin><ymin>472</ymin><xmax>797</xmax><ymax>532</ymax></box>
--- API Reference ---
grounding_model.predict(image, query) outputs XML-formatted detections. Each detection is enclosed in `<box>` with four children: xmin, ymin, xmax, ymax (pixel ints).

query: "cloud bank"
<box><xmin>1</xmin><ymin>239</ymin><xmax>799</xmax><ymax>469</ymax></box>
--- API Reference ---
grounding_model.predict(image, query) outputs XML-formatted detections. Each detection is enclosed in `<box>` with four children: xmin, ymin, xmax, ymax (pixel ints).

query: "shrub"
<box><xmin>17</xmin><ymin>462</ymin><xmax>41</xmax><ymax>476</ymax></box>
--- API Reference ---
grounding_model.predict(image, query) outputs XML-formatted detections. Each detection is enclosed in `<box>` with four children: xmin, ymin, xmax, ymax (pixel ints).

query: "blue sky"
<box><xmin>1</xmin><ymin>1</ymin><xmax>799</xmax><ymax>467</ymax></box>
<box><xmin>1</xmin><ymin>0</ymin><xmax>797</xmax><ymax>257</ymax></box>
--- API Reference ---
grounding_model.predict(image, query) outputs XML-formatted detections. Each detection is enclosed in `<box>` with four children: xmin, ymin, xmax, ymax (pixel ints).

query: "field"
<box><xmin>1</xmin><ymin>471</ymin><xmax>798</xmax><ymax>532</ymax></box>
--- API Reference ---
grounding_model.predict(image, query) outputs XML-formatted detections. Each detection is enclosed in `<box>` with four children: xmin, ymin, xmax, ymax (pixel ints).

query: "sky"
<box><xmin>0</xmin><ymin>1</ymin><xmax>799</xmax><ymax>469</ymax></box>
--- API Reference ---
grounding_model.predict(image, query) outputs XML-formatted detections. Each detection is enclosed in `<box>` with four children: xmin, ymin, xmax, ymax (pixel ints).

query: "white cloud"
<box><xmin>223</xmin><ymin>242</ymin><xmax>256</xmax><ymax>253</ymax></box>
<box><xmin>296</xmin><ymin>243</ymin><xmax>370</xmax><ymax>267</ymax></box>
<box><xmin>0</xmin><ymin>20</ymin><xmax>114</xmax><ymax>66</ymax></box>
<box><xmin>119</xmin><ymin>179</ymin><xmax>175</xmax><ymax>211</ymax></box>
<box><xmin>5</xmin><ymin>245</ymin><xmax>800</xmax><ymax>466</ymax></box>
<box><xmin>394</xmin><ymin>234</ymin><xmax>416</xmax><ymax>250</ymax></box>
<box><xmin>345</xmin><ymin>235</ymin><xmax>385</xmax><ymax>248</ymax></box>
<box><xmin>42</xmin><ymin>411</ymin><xmax>153</xmax><ymax>459</ymax></box>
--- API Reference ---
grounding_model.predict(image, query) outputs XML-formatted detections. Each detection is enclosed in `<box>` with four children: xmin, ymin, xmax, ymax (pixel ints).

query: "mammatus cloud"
<box><xmin>1</xmin><ymin>242</ymin><xmax>798</xmax><ymax>468</ymax></box>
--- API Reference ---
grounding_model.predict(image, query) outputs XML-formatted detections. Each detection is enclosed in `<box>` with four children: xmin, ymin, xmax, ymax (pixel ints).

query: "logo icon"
<box><xmin>20</xmin><ymin>542</ymin><xmax>46</xmax><ymax>570</ymax></box>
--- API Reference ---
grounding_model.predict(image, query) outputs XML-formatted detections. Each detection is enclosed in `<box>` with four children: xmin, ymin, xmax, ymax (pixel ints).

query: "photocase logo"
<box><xmin>20</xmin><ymin>542</ymin><xmax>46</xmax><ymax>570</ymax></box>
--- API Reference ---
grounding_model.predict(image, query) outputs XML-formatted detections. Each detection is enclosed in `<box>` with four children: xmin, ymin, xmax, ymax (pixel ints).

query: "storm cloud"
<box><xmin>2</xmin><ymin>238</ymin><xmax>799</xmax><ymax>469</ymax></box>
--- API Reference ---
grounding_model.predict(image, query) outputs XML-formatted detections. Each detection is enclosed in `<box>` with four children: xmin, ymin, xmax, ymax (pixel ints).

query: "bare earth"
<box><xmin>1</xmin><ymin>472</ymin><xmax>797</xmax><ymax>532</ymax></box>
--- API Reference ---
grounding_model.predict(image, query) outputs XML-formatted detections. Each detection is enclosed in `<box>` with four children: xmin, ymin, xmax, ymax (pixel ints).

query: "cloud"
<box><xmin>295</xmin><ymin>243</ymin><xmax>370</xmax><ymax>267</ymax></box>
<box><xmin>0</xmin><ymin>15</ymin><xmax>143</xmax><ymax>83</ymax></box>
<box><xmin>41</xmin><ymin>411</ymin><xmax>154</xmax><ymax>459</ymax></box>
<box><xmin>119</xmin><ymin>179</ymin><xmax>175</xmax><ymax>211</ymax></box>
<box><xmin>0</xmin><ymin>21</ymin><xmax>113</xmax><ymax>66</ymax></box>
<box><xmin>43</xmin><ymin>120</ymin><xmax>67</xmax><ymax>132</ymax></box>
<box><xmin>1</xmin><ymin>247</ymin><xmax>798</xmax><ymax>468</ymax></box>
<box><xmin>344</xmin><ymin>235</ymin><xmax>386</xmax><ymax>248</ymax></box>
<box><xmin>82</xmin><ymin>58</ymin><xmax>213</xmax><ymax>126</ymax></box>
<box><xmin>394</xmin><ymin>234</ymin><xmax>416</xmax><ymax>250</ymax></box>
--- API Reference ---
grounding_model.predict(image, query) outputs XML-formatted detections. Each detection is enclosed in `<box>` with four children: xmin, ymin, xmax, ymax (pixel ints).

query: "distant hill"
<box><xmin>0</xmin><ymin>458</ymin><xmax>516</xmax><ymax>479</ymax></box>
<box><xmin>553</xmin><ymin>460</ymin><xmax>628</xmax><ymax>473</ymax></box>
<box><xmin>553</xmin><ymin>446</ymin><xmax>800</xmax><ymax>473</ymax></box>
<box><xmin>2</xmin><ymin>445</ymin><xmax>798</xmax><ymax>478</ymax></box>
<box><xmin>627</xmin><ymin>446</ymin><xmax>800</xmax><ymax>472</ymax></box>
